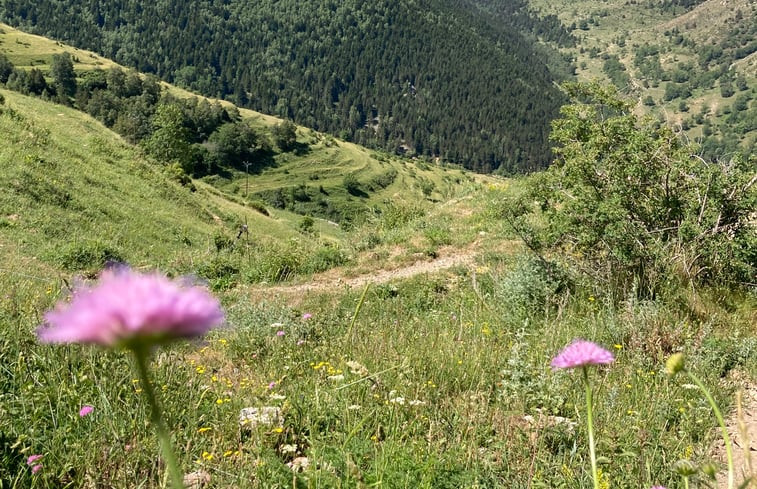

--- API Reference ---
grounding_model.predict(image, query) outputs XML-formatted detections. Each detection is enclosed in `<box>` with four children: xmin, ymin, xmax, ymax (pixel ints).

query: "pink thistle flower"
<box><xmin>551</xmin><ymin>340</ymin><xmax>614</xmax><ymax>370</ymax></box>
<box><xmin>31</xmin><ymin>464</ymin><xmax>42</xmax><ymax>474</ymax></box>
<box><xmin>650</xmin><ymin>486</ymin><xmax>667</xmax><ymax>489</ymax></box>
<box><xmin>268</xmin><ymin>381</ymin><xmax>276</xmax><ymax>389</ymax></box>
<box><xmin>26</xmin><ymin>454</ymin><xmax>43</xmax><ymax>465</ymax></box>
<box><xmin>302</xmin><ymin>313</ymin><xmax>312</xmax><ymax>320</ymax></box>
<box><xmin>79</xmin><ymin>405</ymin><xmax>94</xmax><ymax>417</ymax></box>
<box><xmin>276</xmin><ymin>330</ymin><xmax>285</xmax><ymax>337</ymax></box>
<box><xmin>37</xmin><ymin>268</ymin><xmax>224</xmax><ymax>348</ymax></box>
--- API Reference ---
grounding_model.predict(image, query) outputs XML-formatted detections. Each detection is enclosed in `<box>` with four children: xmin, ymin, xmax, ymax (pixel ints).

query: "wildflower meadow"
<box><xmin>1</xmin><ymin>82</ymin><xmax>755</xmax><ymax>488</ymax></box>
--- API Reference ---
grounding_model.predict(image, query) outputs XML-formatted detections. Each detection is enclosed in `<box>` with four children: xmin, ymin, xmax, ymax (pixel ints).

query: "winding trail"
<box><xmin>252</xmin><ymin>243</ymin><xmax>485</xmax><ymax>299</ymax></box>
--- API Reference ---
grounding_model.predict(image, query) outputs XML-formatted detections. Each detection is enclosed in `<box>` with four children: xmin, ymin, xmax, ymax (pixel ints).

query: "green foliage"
<box><xmin>164</xmin><ymin>162</ymin><xmax>196</xmax><ymax>190</ymax></box>
<box><xmin>244</xmin><ymin>241</ymin><xmax>305</xmax><ymax>283</ymax></box>
<box><xmin>301</xmin><ymin>243</ymin><xmax>348</xmax><ymax>274</ymax></box>
<box><xmin>141</xmin><ymin>102</ymin><xmax>194</xmax><ymax>171</ymax></box>
<box><xmin>247</xmin><ymin>199</ymin><xmax>269</xmax><ymax>216</ymax></box>
<box><xmin>50</xmin><ymin>52</ymin><xmax>76</xmax><ymax>99</ymax></box>
<box><xmin>198</xmin><ymin>255</ymin><xmax>240</xmax><ymax>290</ymax></box>
<box><xmin>528</xmin><ymin>82</ymin><xmax>756</xmax><ymax>295</ymax></box>
<box><xmin>6</xmin><ymin>67</ymin><xmax>48</xmax><ymax>95</ymax></box>
<box><xmin>494</xmin><ymin>254</ymin><xmax>569</xmax><ymax>320</ymax></box>
<box><xmin>271</xmin><ymin>119</ymin><xmax>297</xmax><ymax>151</ymax></box>
<box><xmin>367</xmin><ymin>168</ymin><xmax>397</xmax><ymax>190</ymax></box>
<box><xmin>0</xmin><ymin>53</ymin><xmax>13</xmax><ymax>84</ymax></box>
<box><xmin>0</xmin><ymin>0</ymin><xmax>570</xmax><ymax>173</ymax></box>
<box><xmin>298</xmin><ymin>216</ymin><xmax>315</xmax><ymax>234</ymax></box>
<box><xmin>57</xmin><ymin>240</ymin><xmax>124</xmax><ymax>271</ymax></box>
<box><xmin>342</xmin><ymin>173</ymin><xmax>362</xmax><ymax>196</ymax></box>
<box><xmin>208</xmin><ymin>121</ymin><xmax>265</xmax><ymax>168</ymax></box>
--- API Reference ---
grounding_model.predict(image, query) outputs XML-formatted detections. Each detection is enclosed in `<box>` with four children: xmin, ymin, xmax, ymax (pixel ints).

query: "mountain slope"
<box><xmin>526</xmin><ymin>0</ymin><xmax>756</xmax><ymax>159</ymax></box>
<box><xmin>0</xmin><ymin>0</ymin><xmax>570</xmax><ymax>173</ymax></box>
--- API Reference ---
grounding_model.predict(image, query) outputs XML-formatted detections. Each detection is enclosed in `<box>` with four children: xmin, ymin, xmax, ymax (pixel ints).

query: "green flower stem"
<box><xmin>133</xmin><ymin>347</ymin><xmax>186</xmax><ymax>489</ymax></box>
<box><xmin>685</xmin><ymin>369</ymin><xmax>733</xmax><ymax>489</ymax></box>
<box><xmin>583</xmin><ymin>366</ymin><xmax>600</xmax><ymax>489</ymax></box>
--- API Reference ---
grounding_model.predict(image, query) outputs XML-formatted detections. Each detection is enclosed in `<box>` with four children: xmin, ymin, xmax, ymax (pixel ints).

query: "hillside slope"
<box><xmin>0</xmin><ymin>89</ymin><xmax>263</xmax><ymax>276</ymax></box>
<box><xmin>527</xmin><ymin>0</ymin><xmax>756</xmax><ymax>159</ymax></box>
<box><xmin>0</xmin><ymin>0</ymin><xmax>571</xmax><ymax>173</ymax></box>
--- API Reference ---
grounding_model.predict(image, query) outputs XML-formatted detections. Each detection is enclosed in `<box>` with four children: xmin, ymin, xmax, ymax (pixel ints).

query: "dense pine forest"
<box><xmin>0</xmin><ymin>0</ymin><xmax>575</xmax><ymax>174</ymax></box>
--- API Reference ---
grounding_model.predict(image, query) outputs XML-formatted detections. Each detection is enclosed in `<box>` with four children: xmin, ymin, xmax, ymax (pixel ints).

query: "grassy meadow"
<box><xmin>1</xmin><ymin>25</ymin><xmax>756</xmax><ymax>489</ymax></box>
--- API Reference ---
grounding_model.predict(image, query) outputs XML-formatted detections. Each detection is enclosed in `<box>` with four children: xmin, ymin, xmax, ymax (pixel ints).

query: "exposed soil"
<box><xmin>248</xmin><ymin>243</ymin><xmax>482</xmax><ymax>303</ymax></box>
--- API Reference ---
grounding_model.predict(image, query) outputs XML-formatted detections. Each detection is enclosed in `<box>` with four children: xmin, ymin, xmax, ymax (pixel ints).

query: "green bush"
<box><xmin>197</xmin><ymin>255</ymin><xmax>239</xmax><ymax>290</ymax></box>
<box><xmin>526</xmin><ymin>82</ymin><xmax>756</xmax><ymax>296</ymax></box>
<box><xmin>244</xmin><ymin>242</ymin><xmax>304</xmax><ymax>283</ymax></box>
<box><xmin>57</xmin><ymin>240</ymin><xmax>124</xmax><ymax>271</ymax></box>
<box><xmin>494</xmin><ymin>254</ymin><xmax>569</xmax><ymax>319</ymax></box>
<box><xmin>247</xmin><ymin>199</ymin><xmax>269</xmax><ymax>216</ymax></box>
<box><xmin>301</xmin><ymin>243</ymin><xmax>348</xmax><ymax>274</ymax></box>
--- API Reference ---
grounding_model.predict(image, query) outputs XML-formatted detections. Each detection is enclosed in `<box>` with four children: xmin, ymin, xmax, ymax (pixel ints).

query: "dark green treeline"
<box><xmin>0</xmin><ymin>0</ymin><xmax>575</xmax><ymax>173</ymax></box>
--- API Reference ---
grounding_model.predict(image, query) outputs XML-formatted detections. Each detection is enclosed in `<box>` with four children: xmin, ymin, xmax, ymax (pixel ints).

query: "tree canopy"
<box><xmin>0</xmin><ymin>0</ymin><xmax>573</xmax><ymax>173</ymax></box>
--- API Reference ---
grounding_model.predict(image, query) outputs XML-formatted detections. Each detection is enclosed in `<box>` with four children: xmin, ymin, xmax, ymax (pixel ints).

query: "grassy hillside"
<box><xmin>0</xmin><ymin>89</ymin><xmax>219</xmax><ymax>274</ymax></box>
<box><xmin>528</xmin><ymin>0</ymin><xmax>756</xmax><ymax>158</ymax></box>
<box><xmin>0</xmin><ymin>0</ymin><xmax>569</xmax><ymax>173</ymax></box>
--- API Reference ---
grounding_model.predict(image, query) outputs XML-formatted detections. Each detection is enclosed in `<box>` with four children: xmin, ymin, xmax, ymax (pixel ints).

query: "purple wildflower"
<box><xmin>37</xmin><ymin>268</ymin><xmax>224</xmax><ymax>347</ymax></box>
<box><xmin>268</xmin><ymin>381</ymin><xmax>276</xmax><ymax>389</ymax></box>
<box><xmin>551</xmin><ymin>340</ymin><xmax>614</xmax><ymax>370</ymax></box>
<box><xmin>650</xmin><ymin>486</ymin><xmax>666</xmax><ymax>489</ymax></box>
<box><xmin>31</xmin><ymin>464</ymin><xmax>42</xmax><ymax>474</ymax></box>
<box><xmin>79</xmin><ymin>405</ymin><xmax>94</xmax><ymax>417</ymax></box>
<box><xmin>302</xmin><ymin>313</ymin><xmax>312</xmax><ymax>320</ymax></box>
<box><xmin>26</xmin><ymin>455</ymin><xmax>43</xmax><ymax>465</ymax></box>
<box><xmin>276</xmin><ymin>330</ymin><xmax>285</xmax><ymax>337</ymax></box>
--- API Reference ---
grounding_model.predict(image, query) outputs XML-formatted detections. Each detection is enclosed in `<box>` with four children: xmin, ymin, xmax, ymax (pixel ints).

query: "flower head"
<box><xmin>79</xmin><ymin>405</ymin><xmax>94</xmax><ymax>417</ymax></box>
<box><xmin>38</xmin><ymin>267</ymin><xmax>224</xmax><ymax>348</ymax></box>
<box><xmin>31</xmin><ymin>464</ymin><xmax>42</xmax><ymax>474</ymax></box>
<box><xmin>302</xmin><ymin>313</ymin><xmax>312</xmax><ymax>320</ymax></box>
<box><xmin>26</xmin><ymin>454</ymin><xmax>43</xmax><ymax>465</ymax></box>
<box><xmin>665</xmin><ymin>352</ymin><xmax>686</xmax><ymax>376</ymax></box>
<box><xmin>551</xmin><ymin>340</ymin><xmax>614</xmax><ymax>370</ymax></box>
<box><xmin>276</xmin><ymin>330</ymin><xmax>285</xmax><ymax>337</ymax></box>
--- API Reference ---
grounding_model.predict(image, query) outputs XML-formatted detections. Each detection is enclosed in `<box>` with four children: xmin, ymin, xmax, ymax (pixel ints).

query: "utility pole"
<box><xmin>243</xmin><ymin>161</ymin><xmax>251</xmax><ymax>198</ymax></box>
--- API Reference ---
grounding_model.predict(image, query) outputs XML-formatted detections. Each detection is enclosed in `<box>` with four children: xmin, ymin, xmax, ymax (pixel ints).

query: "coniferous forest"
<box><xmin>0</xmin><ymin>0</ymin><xmax>575</xmax><ymax>173</ymax></box>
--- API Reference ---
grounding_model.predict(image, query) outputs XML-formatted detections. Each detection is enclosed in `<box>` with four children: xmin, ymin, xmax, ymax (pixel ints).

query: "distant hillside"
<box><xmin>0</xmin><ymin>0</ymin><xmax>572</xmax><ymax>174</ymax></box>
<box><xmin>527</xmin><ymin>0</ymin><xmax>756</xmax><ymax>160</ymax></box>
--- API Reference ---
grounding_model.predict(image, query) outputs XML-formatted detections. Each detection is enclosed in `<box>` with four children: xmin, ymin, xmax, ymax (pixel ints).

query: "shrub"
<box><xmin>197</xmin><ymin>255</ymin><xmax>239</xmax><ymax>290</ymax></box>
<box><xmin>495</xmin><ymin>254</ymin><xmax>569</xmax><ymax>319</ymax></box>
<box><xmin>57</xmin><ymin>240</ymin><xmax>124</xmax><ymax>271</ymax></box>
<box><xmin>526</xmin><ymin>82</ymin><xmax>756</xmax><ymax>296</ymax></box>
<box><xmin>247</xmin><ymin>199</ymin><xmax>269</xmax><ymax>216</ymax></box>
<box><xmin>244</xmin><ymin>242</ymin><xmax>304</xmax><ymax>283</ymax></box>
<box><xmin>343</xmin><ymin>174</ymin><xmax>362</xmax><ymax>196</ymax></box>
<box><xmin>213</xmin><ymin>232</ymin><xmax>234</xmax><ymax>251</ymax></box>
<box><xmin>301</xmin><ymin>243</ymin><xmax>348</xmax><ymax>274</ymax></box>
<box><xmin>367</xmin><ymin>168</ymin><xmax>397</xmax><ymax>190</ymax></box>
<box><xmin>299</xmin><ymin>216</ymin><xmax>315</xmax><ymax>234</ymax></box>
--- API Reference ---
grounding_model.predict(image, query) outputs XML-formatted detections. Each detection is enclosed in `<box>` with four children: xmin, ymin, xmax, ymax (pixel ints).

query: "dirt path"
<box><xmin>254</xmin><ymin>243</ymin><xmax>481</xmax><ymax>299</ymax></box>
